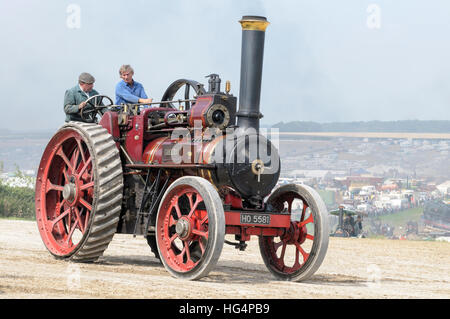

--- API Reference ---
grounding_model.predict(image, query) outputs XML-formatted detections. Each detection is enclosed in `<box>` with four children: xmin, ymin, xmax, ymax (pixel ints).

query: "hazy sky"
<box><xmin>1</xmin><ymin>0</ymin><xmax>450</xmax><ymax>131</ymax></box>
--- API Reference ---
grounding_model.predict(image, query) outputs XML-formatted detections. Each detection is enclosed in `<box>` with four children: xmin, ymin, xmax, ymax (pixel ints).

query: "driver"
<box><xmin>64</xmin><ymin>72</ymin><xmax>101</xmax><ymax>122</ymax></box>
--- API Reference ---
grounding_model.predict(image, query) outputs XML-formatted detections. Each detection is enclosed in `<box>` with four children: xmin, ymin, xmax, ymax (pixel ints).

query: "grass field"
<box><xmin>363</xmin><ymin>207</ymin><xmax>425</xmax><ymax>238</ymax></box>
<box><xmin>374</xmin><ymin>207</ymin><xmax>424</xmax><ymax>228</ymax></box>
<box><xmin>317</xmin><ymin>190</ymin><xmax>336</xmax><ymax>207</ymax></box>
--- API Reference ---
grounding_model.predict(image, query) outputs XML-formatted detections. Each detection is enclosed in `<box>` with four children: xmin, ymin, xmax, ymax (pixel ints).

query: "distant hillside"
<box><xmin>271</xmin><ymin>120</ymin><xmax>450</xmax><ymax>133</ymax></box>
<box><xmin>0</xmin><ymin>130</ymin><xmax>55</xmax><ymax>139</ymax></box>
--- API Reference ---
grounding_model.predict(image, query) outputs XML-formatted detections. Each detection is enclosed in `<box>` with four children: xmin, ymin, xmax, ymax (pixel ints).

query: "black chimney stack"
<box><xmin>237</xmin><ymin>16</ymin><xmax>269</xmax><ymax>132</ymax></box>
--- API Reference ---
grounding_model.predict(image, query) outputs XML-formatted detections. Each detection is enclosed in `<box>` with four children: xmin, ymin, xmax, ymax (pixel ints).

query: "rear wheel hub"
<box><xmin>63</xmin><ymin>183</ymin><xmax>77</xmax><ymax>202</ymax></box>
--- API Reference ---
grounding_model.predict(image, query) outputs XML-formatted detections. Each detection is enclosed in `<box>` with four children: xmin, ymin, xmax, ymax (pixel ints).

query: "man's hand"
<box><xmin>79</xmin><ymin>101</ymin><xmax>87</xmax><ymax>110</ymax></box>
<box><xmin>138</xmin><ymin>98</ymin><xmax>153</xmax><ymax>104</ymax></box>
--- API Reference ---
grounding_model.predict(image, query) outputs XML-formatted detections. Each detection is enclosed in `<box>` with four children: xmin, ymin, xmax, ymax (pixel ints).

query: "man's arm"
<box><xmin>64</xmin><ymin>89</ymin><xmax>87</xmax><ymax>115</ymax></box>
<box><xmin>139</xmin><ymin>84</ymin><xmax>148</xmax><ymax>99</ymax></box>
<box><xmin>116</xmin><ymin>82</ymin><xmax>152</xmax><ymax>104</ymax></box>
<box><xmin>64</xmin><ymin>90</ymin><xmax>81</xmax><ymax>114</ymax></box>
<box><xmin>137</xmin><ymin>84</ymin><xmax>153</xmax><ymax>104</ymax></box>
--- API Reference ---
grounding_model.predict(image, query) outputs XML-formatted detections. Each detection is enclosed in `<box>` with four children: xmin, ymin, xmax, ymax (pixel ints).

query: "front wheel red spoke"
<box><xmin>295</xmin><ymin>243</ymin><xmax>309</xmax><ymax>262</ymax></box>
<box><xmin>279</xmin><ymin>241</ymin><xmax>287</xmax><ymax>261</ymax></box>
<box><xmin>192</xmin><ymin>228</ymin><xmax>208</xmax><ymax>239</ymax></box>
<box><xmin>173</xmin><ymin>200</ymin><xmax>182</xmax><ymax>219</ymax></box>
<box><xmin>184</xmin><ymin>241</ymin><xmax>192</xmax><ymax>263</ymax></box>
<box><xmin>299</xmin><ymin>214</ymin><xmax>313</xmax><ymax>228</ymax></box>
<box><xmin>187</xmin><ymin>194</ymin><xmax>202</xmax><ymax>218</ymax></box>
<box><xmin>169</xmin><ymin>233</ymin><xmax>178</xmax><ymax>245</ymax></box>
<box><xmin>199</xmin><ymin>239</ymin><xmax>206</xmax><ymax>254</ymax></box>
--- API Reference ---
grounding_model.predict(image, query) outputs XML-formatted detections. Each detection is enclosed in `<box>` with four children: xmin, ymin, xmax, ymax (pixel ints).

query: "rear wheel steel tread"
<box><xmin>40</xmin><ymin>122</ymin><xmax>123</xmax><ymax>262</ymax></box>
<box><xmin>69</xmin><ymin>122</ymin><xmax>123</xmax><ymax>262</ymax></box>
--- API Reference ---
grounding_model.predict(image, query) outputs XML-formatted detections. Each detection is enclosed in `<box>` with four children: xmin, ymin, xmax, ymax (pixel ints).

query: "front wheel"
<box><xmin>259</xmin><ymin>184</ymin><xmax>329</xmax><ymax>281</ymax></box>
<box><xmin>155</xmin><ymin>176</ymin><xmax>225</xmax><ymax>280</ymax></box>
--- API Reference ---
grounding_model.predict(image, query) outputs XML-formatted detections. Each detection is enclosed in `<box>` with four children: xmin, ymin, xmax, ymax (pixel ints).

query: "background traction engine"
<box><xmin>35</xmin><ymin>16</ymin><xmax>329</xmax><ymax>281</ymax></box>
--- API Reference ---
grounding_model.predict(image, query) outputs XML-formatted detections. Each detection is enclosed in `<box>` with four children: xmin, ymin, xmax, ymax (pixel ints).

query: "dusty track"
<box><xmin>0</xmin><ymin>219</ymin><xmax>449</xmax><ymax>299</ymax></box>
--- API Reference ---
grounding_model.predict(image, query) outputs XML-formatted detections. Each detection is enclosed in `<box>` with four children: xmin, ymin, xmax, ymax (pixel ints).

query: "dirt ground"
<box><xmin>0</xmin><ymin>219</ymin><xmax>449</xmax><ymax>299</ymax></box>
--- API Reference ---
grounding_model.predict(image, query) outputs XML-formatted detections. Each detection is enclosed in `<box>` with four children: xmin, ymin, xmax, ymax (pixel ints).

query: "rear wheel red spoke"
<box><xmin>80</xmin><ymin>181</ymin><xmax>94</xmax><ymax>191</ymax></box>
<box><xmin>56</xmin><ymin>147</ymin><xmax>74</xmax><ymax>173</ymax></box>
<box><xmin>75</xmin><ymin>137</ymin><xmax>87</xmax><ymax>164</ymax></box>
<box><xmin>45</xmin><ymin>179</ymin><xmax>64</xmax><ymax>193</ymax></box>
<box><xmin>73</xmin><ymin>207</ymin><xmax>85</xmax><ymax>233</ymax></box>
<box><xmin>78</xmin><ymin>156</ymin><xmax>92</xmax><ymax>178</ymax></box>
<box><xmin>79</xmin><ymin>198</ymin><xmax>92</xmax><ymax>212</ymax></box>
<box><xmin>50</xmin><ymin>207</ymin><xmax>70</xmax><ymax>229</ymax></box>
<box><xmin>66</xmin><ymin>219</ymin><xmax>80</xmax><ymax>245</ymax></box>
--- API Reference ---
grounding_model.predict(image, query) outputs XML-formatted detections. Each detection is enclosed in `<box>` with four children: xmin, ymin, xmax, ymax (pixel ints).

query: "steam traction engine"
<box><xmin>35</xmin><ymin>16</ymin><xmax>329</xmax><ymax>281</ymax></box>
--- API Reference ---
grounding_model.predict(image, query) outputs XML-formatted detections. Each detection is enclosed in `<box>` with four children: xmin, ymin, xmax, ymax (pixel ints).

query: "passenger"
<box><xmin>115</xmin><ymin>64</ymin><xmax>153</xmax><ymax>107</ymax></box>
<box><xmin>64</xmin><ymin>72</ymin><xmax>100</xmax><ymax>122</ymax></box>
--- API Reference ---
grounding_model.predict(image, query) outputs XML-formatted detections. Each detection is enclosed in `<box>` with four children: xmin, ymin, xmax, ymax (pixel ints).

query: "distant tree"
<box><xmin>14</xmin><ymin>163</ymin><xmax>24</xmax><ymax>178</ymax></box>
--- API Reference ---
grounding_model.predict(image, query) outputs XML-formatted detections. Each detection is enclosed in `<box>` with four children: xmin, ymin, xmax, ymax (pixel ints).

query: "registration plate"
<box><xmin>240</xmin><ymin>213</ymin><xmax>271</xmax><ymax>225</ymax></box>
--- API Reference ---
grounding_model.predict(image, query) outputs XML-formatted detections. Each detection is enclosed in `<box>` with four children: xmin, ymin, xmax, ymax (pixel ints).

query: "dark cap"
<box><xmin>78</xmin><ymin>72</ymin><xmax>95</xmax><ymax>84</ymax></box>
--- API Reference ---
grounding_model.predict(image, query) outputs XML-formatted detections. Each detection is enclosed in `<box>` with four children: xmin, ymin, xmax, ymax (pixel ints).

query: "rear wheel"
<box><xmin>35</xmin><ymin>122</ymin><xmax>123</xmax><ymax>261</ymax></box>
<box><xmin>156</xmin><ymin>176</ymin><xmax>225</xmax><ymax>280</ymax></box>
<box><xmin>259</xmin><ymin>184</ymin><xmax>329</xmax><ymax>281</ymax></box>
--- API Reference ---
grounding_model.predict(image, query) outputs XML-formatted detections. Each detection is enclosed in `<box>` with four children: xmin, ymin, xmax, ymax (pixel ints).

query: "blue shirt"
<box><xmin>115</xmin><ymin>80</ymin><xmax>148</xmax><ymax>105</ymax></box>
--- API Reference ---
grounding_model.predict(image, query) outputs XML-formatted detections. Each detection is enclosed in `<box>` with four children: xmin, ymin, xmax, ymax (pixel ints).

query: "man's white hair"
<box><xmin>119</xmin><ymin>64</ymin><xmax>134</xmax><ymax>75</ymax></box>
